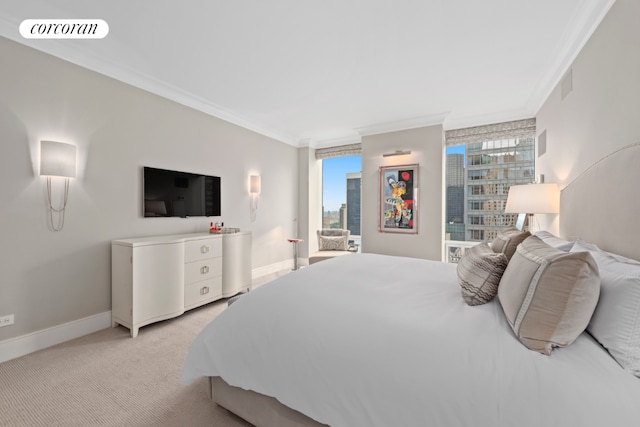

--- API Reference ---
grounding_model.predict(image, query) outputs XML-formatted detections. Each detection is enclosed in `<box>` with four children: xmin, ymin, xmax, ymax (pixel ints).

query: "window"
<box><xmin>469</xmin><ymin>215</ymin><xmax>484</xmax><ymax>225</ymax></box>
<box><xmin>470</xmin><ymin>230</ymin><xmax>484</xmax><ymax>240</ymax></box>
<box><xmin>321</xmin><ymin>155</ymin><xmax>362</xmax><ymax>237</ymax></box>
<box><xmin>444</xmin><ymin>119</ymin><xmax>536</xmax><ymax>244</ymax></box>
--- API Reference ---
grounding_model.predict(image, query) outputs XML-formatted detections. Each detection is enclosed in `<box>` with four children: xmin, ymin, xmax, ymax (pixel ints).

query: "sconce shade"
<box><xmin>505</xmin><ymin>183</ymin><xmax>560</xmax><ymax>214</ymax></box>
<box><xmin>250</xmin><ymin>175</ymin><xmax>261</xmax><ymax>194</ymax></box>
<box><xmin>40</xmin><ymin>140</ymin><xmax>76</xmax><ymax>178</ymax></box>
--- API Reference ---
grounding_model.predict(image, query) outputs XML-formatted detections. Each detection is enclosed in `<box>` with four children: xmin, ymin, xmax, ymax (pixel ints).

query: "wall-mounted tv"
<box><xmin>143</xmin><ymin>167</ymin><xmax>221</xmax><ymax>217</ymax></box>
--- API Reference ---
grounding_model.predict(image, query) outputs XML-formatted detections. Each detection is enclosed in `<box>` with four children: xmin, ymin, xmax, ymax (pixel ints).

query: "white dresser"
<box><xmin>183</xmin><ymin>235</ymin><xmax>224</xmax><ymax>310</ymax></box>
<box><xmin>112</xmin><ymin>232</ymin><xmax>251</xmax><ymax>337</ymax></box>
<box><xmin>222</xmin><ymin>232</ymin><xmax>253</xmax><ymax>297</ymax></box>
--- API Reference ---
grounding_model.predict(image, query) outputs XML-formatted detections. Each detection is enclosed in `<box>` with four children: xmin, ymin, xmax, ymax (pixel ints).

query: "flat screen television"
<box><xmin>143</xmin><ymin>167</ymin><xmax>221</xmax><ymax>217</ymax></box>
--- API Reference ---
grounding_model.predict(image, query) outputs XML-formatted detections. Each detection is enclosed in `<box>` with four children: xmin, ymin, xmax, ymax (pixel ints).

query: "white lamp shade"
<box><xmin>505</xmin><ymin>183</ymin><xmax>559</xmax><ymax>214</ymax></box>
<box><xmin>40</xmin><ymin>140</ymin><xmax>76</xmax><ymax>178</ymax></box>
<box><xmin>250</xmin><ymin>175</ymin><xmax>261</xmax><ymax>194</ymax></box>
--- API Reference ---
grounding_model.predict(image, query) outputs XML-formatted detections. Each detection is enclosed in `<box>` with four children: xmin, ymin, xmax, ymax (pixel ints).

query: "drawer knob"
<box><xmin>201</xmin><ymin>245</ymin><xmax>210</xmax><ymax>254</ymax></box>
<box><xmin>200</xmin><ymin>265</ymin><xmax>210</xmax><ymax>274</ymax></box>
<box><xmin>200</xmin><ymin>286</ymin><xmax>209</xmax><ymax>295</ymax></box>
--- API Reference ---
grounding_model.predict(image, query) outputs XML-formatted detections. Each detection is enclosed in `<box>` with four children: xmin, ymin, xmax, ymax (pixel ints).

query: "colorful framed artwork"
<box><xmin>379</xmin><ymin>164</ymin><xmax>418</xmax><ymax>234</ymax></box>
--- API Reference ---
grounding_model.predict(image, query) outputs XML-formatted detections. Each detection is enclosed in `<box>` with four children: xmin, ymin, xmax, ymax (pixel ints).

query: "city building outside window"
<box><xmin>444</xmin><ymin>116</ymin><xmax>536</xmax><ymax>257</ymax></box>
<box><xmin>445</xmin><ymin>136</ymin><xmax>535</xmax><ymax>244</ymax></box>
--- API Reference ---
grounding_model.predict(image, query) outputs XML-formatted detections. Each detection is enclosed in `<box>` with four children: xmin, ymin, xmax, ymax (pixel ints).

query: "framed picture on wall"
<box><xmin>379</xmin><ymin>164</ymin><xmax>418</xmax><ymax>234</ymax></box>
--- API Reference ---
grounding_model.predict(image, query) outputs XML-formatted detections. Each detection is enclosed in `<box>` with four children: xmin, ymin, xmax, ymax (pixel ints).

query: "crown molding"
<box><xmin>301</xmin><ymin>113</ymin><xmax>452</xmax><ymax>149</ymax></box>
<box><xmin>302</xmin><ymin>113</ymin><xmax>451</xmax><ymax>149</ymax></box>
<box><xmin>0</xmin><ymin>15</ymin><xmax>299</xmax><ymax>147</ymax></box>
<box><xmin>305</xmin><ymin>134</ymin><xmax>362</xmax><ymax>149</ymax></box>
<box><xmin>0</xmin><ymin>0</ymin><xmax>614</xmax><ymax>149</ymax></box>
<box><xmin>356</xmin><ymin>112</ymin><xmax>449</xmax><ymax>137</ymax></box>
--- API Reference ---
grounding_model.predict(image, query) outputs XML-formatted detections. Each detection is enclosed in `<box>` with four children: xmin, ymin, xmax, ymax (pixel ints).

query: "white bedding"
<box><xmin>182</xmin><ymin>253</ymin><xmax>640</xmax><ymax>426</ymax></box>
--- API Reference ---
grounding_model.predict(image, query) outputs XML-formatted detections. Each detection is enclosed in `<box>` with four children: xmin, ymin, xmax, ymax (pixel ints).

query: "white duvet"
<box><xmin>182</xmin><ymin>253</ymin><xmax>640</xmax><ymax>427</ymax></box>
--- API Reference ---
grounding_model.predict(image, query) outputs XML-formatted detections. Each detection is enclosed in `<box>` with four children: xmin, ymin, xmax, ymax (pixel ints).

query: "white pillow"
<box><xmin>571</xmin><ymin>241</ymin><xmax>640</xmax><ymax>377</ymax></box>
<box><xmin>534</xmin><ymin>230</ymin><xmax>575</xmax><ymax>252</ymax></box>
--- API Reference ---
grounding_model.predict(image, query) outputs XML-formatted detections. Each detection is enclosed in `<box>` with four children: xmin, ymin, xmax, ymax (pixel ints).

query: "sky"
<box><xmin>447</xmin><ymin>145</ymin><xmax>465</xmax><ymax>155</ymax></box>
<box><xmin>322</xmin><ymin>155</ymin><xmax>361</xmax><ymax>212</ymax></box>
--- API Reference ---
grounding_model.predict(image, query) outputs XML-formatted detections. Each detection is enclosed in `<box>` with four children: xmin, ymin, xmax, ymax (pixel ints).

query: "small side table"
<box><xmin>287</xmin><ymin>238</ymin><xmax>303</xmax><ymax>270</ymax></box>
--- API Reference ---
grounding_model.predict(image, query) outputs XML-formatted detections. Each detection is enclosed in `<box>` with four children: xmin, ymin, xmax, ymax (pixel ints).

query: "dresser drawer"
<box><xmin>185</xmin><ymin>237</ymin><xmax>222</xmax><ymax>263</ymax></box>
<box><xmin>184</xmin><ymin>257</ymin><xmax>222</xmax><ymax>285</ymax></box>
<box><xmin>184</xmin><ymin>277</ymin><xmax>222</xmax><ymax>309</ymax></box>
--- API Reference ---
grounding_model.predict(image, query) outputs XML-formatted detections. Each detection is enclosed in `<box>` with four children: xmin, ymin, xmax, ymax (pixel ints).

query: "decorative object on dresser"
<box><xmin>111</xmin><ymin>231</ymin><xmax>251</xmax><ymax>337</ymax></box>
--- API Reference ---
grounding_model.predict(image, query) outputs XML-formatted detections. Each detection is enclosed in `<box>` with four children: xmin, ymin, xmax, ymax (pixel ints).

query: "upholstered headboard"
<box><xmin>560</xmin><ymin>143</ymin><xmax>640</xmax><ymax>261</ymax></box>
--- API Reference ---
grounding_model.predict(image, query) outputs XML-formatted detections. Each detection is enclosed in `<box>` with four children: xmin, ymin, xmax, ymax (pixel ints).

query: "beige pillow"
<box><xmin>498</xmin><ymin>235</ymin><xmax>600</xmax><ymax>355</ymax></box>
<box><xmin>318</xmin><ymin>235</ymin><xmax>348</xmax><ymax>251</ymax></box>
<box><xmin>490</xmin><ymin>226</ymin><xmax>531</xmax><ymax>261</ymax></box>
<box><xmin>457</xmin><ymin>243</ymin><xmax>508</xmax><ymax>306</ymax></box>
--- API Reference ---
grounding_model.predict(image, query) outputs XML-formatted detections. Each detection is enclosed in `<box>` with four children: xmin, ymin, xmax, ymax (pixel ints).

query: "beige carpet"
<box><xmin>0</xmin><ymin>274</ymin><xmax>287</xmax><ymax>427</ymax></box>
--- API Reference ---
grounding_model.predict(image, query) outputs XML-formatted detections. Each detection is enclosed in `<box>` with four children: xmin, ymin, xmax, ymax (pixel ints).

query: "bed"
<box><xmin>181</xmin><ymin>144</ymin><xmax>640</xmax><ymax>427</ymax></box>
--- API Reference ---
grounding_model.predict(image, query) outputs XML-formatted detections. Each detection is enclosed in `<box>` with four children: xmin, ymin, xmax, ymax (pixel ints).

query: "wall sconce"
<box><xmin>40</xmin><ymin>140</ymin><xmax>76</xmax><ymax>231</ymax></box>
<box><xmin>249</xmin><ymin>174</ymin><xmax>261</xmax><ymax>222</ymax></box>
<box><xmin>382</xmin><ymin>150</ymin><xmax>412</xmax><ymax>157</ymax></box>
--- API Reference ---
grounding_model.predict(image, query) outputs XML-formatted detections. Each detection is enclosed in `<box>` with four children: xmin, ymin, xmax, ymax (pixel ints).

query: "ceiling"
<box><xmin>0</xmin><ymin>0</ymin><xmax>615</xmax><ymax>147</ymax></box>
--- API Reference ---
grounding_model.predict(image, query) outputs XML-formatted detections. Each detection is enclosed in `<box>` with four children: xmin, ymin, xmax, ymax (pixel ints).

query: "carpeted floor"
<box><xmin>0</xmin><ymin>273</ymin><xmax>287</xmax><ymax>427</ymax></box>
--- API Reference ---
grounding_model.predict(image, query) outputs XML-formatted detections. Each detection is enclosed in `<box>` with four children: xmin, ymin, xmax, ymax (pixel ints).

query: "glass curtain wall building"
<box><xmin>446</xmin><ymin>154</ymin><xmax>465</xmax><ymax>241</ymax></box>
<box><xmin>346</xmin><ymin>172</ymin><xmax>361</xmax><ymax>236</ymax></box>
<box><xmin>446</xmin><ymin>137</ymin><xmax>535</xmax><ymax>243</ymax></box>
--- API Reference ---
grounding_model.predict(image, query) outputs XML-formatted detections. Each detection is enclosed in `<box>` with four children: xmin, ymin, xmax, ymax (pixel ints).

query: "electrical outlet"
<box><xmin>0</xmin><ymin>314</ymin><xmax>14</xmax><ymax>327</ymax></box>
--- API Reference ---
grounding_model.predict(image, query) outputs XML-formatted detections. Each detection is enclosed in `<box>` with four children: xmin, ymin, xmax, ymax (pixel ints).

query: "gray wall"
<box><xmin>361</xmin><ymin>125</ymin><xmax>444</xmax><ymax>260</ymax></box>
<box><xmin>535</xmin><ymin>0</ymin><xmax>640</xmax><ymax>234</ymax></box>
<box><xmin>0</xmin><ymin>37</ymin><xmax>298</xmax><ymax>341</ymax></box>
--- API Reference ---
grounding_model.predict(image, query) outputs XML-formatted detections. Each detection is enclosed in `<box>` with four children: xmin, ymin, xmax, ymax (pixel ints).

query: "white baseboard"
<box><xmin>0</xmin><ymin>311</ymin><xmax>111</xmax><ymax>364</ymax></box>
<box><xmin>251</xmin><ymin>259</ymin><xmax>295</xmax><ymax>279</ymax></box>
<box><xmin>0</xmin><ymin>262</ymin><xmax>297</xmax><ymax>364</ymax></box>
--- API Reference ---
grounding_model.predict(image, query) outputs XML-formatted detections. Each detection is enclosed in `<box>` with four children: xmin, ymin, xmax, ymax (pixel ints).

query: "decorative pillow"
<box><xmin>490</xmin><ymin>226</ymin><xmax>531</xmax><ymax>261</ymax></box>
<box><xmin>318</xmin><ymin>235</ymin><xmax>348</xmax><ymax>251</ymax></box>
<box><xmin>457</xmin><ymin>243</ymin><xmax>508</xmax><ymax>306</ymax></box>
<box><xmin>571</xmin><ymin>241</ymin><xmax>640</xmax><ymax>377</ymax></box>
<box><xmin>534</xmin><ymin>230</ymin><xmax>575</xmax><ymax>252</ymax></box>
<box><xmin>498</xmin><ymin>235</ymin><xmax>600</xmax><ymax>355</ymax></box>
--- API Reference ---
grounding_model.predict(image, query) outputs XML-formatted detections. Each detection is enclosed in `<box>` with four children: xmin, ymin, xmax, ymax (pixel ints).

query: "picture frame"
<box><xmin>379</xmin><ymin>164</ymin><xmax>418</xmax><ymax>234</ymax></box>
